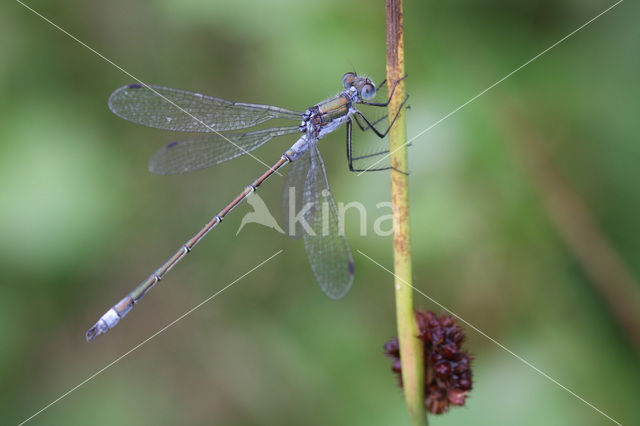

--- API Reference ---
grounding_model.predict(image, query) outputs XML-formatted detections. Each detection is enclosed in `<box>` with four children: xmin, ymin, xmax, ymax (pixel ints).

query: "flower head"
<box><xmin>384</xmin><ymin>310</ymin><xmax>473</xmax><ymax>414</ymax></box>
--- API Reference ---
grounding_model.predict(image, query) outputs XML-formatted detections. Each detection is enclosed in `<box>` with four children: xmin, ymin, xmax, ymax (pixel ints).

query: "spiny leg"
<box><xmin>353</xmin><ymin>104</ymin><xmax>412</xmax><ymax>133</ymax></box>
<box><xmin>351</xmin><ymin>142</ymin><xmax>413</xmax><ymax>161</ymax></box>
<box><xmin>353</xmin><ymin>113</ymin><xmax>387</xmax><ymax>133</ymax></box>
<box><xmin>346</xmin><ymin>119</ymin><xmax>354</xmax><ymax>171</ymax></box>
<box><xmin>347</xmin><ymin>118</ymin><xmax>408</xmax><ymax>174</ymax></box>
<box><xmin>354</xmin><ymin>93</ymin><xmax>409</xmax><ymax>139</ymax></box>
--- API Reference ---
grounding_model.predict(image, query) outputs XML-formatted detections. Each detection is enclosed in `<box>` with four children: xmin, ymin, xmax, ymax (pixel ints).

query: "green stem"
<box><xmin>385</xmin><ymin>1</ymin><xmax>426</xmax><ymax>425</ymax></box>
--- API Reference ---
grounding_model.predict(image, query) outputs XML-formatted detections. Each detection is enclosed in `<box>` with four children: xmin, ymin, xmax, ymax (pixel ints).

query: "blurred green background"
<box><xmin>2</xmin><ymin>0</ymin><xmax>639</xmax><ymax>424</ymax></box>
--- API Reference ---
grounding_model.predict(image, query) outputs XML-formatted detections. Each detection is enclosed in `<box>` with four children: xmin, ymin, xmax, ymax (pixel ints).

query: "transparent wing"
<box><xmin>281</xmin><ymin>148</ymin><xmax>311</xmax><ymax>239</ymax></box>
<box><xmin>302</xmin><ymin>145</ymin><xmax>354</xmax><ymax>299</ymax></box>
<box><xmin>108</xmin><ymin>84</ymin><xmax>302</xmax><ymax>132</ymax></box>
<box><xmin>149</xmin><ymin>126</ymin><xmax>300</xmax><ymax>175</ymax></box>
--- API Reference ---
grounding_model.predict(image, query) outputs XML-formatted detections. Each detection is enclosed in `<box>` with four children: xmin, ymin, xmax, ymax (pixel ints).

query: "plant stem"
<box><xmin>385</xmin><ymin>1</ymin><xmax>426</xmax><ymax>425</ymax></box>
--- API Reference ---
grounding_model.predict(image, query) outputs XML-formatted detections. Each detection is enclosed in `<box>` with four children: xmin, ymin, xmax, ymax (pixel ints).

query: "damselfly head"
<box><xmin>342</xmin><ymin>72</ymin><xmax>376</xmax><ymax>101</ymax></box>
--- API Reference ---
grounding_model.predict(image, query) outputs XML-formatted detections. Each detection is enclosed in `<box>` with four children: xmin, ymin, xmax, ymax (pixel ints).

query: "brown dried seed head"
<box><xmin>383</xmin><ymin>310</ymin><xmax>473</xmax><ymax>415</ymax></box>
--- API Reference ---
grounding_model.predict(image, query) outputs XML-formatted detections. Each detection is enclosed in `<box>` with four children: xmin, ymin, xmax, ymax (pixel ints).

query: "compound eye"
<box><xmin>360</xmin><ymin>83</ymin><xmax>376</xmax><ymax>100</ymax></box>
<box><xmin>342</xmin><ymin>72</ymin><xmax>356</xmax><ymax>88</ymax></box>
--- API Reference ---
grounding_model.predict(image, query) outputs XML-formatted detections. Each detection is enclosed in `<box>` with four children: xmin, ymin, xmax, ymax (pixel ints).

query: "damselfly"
<box><xmin>86</xmin><ymin>72</ymin><xmax>407</xmax><ymax>341</ymax></box>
